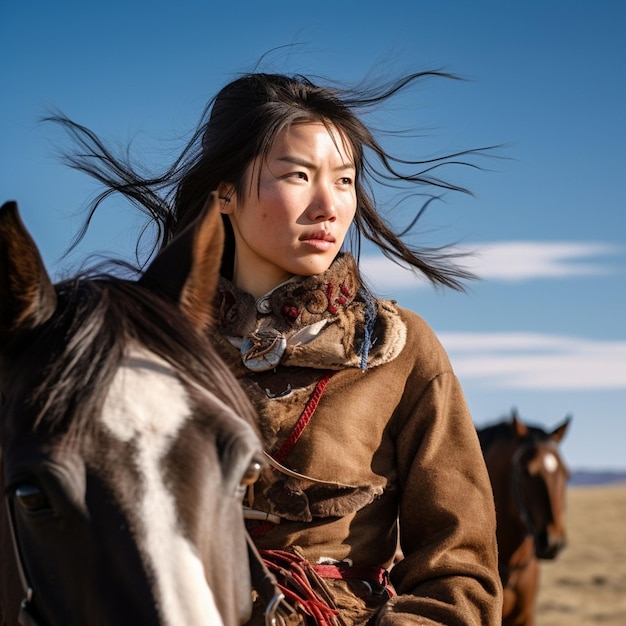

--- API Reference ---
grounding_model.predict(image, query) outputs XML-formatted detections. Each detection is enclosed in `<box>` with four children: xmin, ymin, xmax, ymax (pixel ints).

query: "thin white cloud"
<box><xmin>360</xmin><ymin>241</ymin><xmax>623</xmax><ymax>289</ymax></box>
<box><xmin>461</xmin><ymin>242</ymin><xmax>621</xmax><ymax>281</ymax></box>
<box><xmin>438</xmin><ymin>332</ymin><xmax>626</xmax><ymax>390</ymax></box>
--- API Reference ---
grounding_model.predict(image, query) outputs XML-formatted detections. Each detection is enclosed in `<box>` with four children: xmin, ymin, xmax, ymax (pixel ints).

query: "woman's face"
<box><xmin>221</xmin><ymin>121</ymin><xmax>357</xmax><ymax>298</ymax></box>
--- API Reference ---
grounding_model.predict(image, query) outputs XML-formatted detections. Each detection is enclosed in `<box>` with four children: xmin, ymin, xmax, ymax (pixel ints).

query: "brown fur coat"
<box><xmin>210</xmin><ymin>254</ymin><xmax>502</xmax><ymax>625</ymax></box>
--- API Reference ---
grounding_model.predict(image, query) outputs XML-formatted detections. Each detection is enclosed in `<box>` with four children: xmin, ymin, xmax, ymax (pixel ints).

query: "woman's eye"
<box><xmin>338</xmin><ymin>176</ymin><xmax>353</xmax><ymax>185</ymax></box>
<box><xmin>290</xmin><ymin>172</ymin><xmax>308</xmax><ymax>180</ymax></box>
<box><xmin>14</xmin><ymin>484</ymin><xmax>51</xmax><ymax>512</ymax></box>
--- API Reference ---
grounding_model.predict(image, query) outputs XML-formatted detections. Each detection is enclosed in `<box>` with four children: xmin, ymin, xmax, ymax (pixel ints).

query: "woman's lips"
<box><xmin>301</xmin><ymin>231</ymin><xmax>335</xmax><ymax>250</ymax></box>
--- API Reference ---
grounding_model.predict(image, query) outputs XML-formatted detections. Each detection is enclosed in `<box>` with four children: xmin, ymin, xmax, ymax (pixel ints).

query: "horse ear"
<box><xmin>0</xmin><ymin>201</ymin><xmax>57</xmax><ymax>341</ymax></box>
<box><xmin>511</xmin><ymin>409</ymin><xmax>528</xmax><ymax>438</ymax></box>
<box><xmin>140</xmin><ymin>193</ymin><xmax>224</xmax><ymax>332</ymax></box>
<box><xmin>550</xmin><ymin>415</ymin><xmax>571</xmax><ymax>444</ymax></box>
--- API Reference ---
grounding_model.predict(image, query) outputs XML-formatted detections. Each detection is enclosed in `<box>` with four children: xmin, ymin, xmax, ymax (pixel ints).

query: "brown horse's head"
<box><xmin>0</xmin><ymin>198</ymin><xmax>264</xmax><ymax>626</ymax></box>
<box><xmin>509</xmin><ymin>411</ymin><xmax>570</xmax><ymax>559</ymax></box>
<box><xmin>478</xmin><ymin>410</ymin><xmax>571</xmax><ymax>561</ymax></box>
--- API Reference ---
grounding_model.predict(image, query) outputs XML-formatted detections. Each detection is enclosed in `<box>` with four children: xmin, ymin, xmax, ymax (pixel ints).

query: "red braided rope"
<box><xmin>250</xmin><ymin>372</ymin><xmax>334</xmax><ymax>538</ymax></box>
<box><xmin>261</xmin><ymin>549</ymin><xmax>340</xmax><ymax>626</ymax></box>
<box><xmin>273</xmin><ymin>372</ymin><xmax>333</xmax><ymax>464</ymax></box>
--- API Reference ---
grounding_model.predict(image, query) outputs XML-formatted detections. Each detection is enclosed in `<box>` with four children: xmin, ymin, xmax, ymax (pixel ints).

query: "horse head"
<box><xmin>0</xmin><ymin>197</ymin><xmax>265</xmax><ymax>626</ymax></box>
<box><xmin>509</xmin><ymin>410</ymin><xmax>570</xmax><ymax>560</ymax></box>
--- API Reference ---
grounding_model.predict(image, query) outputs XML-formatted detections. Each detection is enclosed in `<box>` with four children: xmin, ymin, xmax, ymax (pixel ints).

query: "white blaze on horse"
<box><xmin>0</xmin><ymin>197</ymin><xmax>282</xmax><ymax>626</ymax></box>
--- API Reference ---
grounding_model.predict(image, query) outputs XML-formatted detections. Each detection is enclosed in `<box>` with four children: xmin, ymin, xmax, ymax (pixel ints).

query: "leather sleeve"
<box><xmin>377</xmin><ymin>335</ymin><xmax>502</xmax><ymax>624</ymax></box>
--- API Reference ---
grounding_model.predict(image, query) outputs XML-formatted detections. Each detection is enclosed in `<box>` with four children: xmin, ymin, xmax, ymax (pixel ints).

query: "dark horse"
<box><xmin>0</xmin><ymin>198</ymin><xmax>280</xmax><ymax>625</ymax></box>
<box><xmin>477</xmin><ymin>410</ymin><xmax>570</xmax><ymax>626</ymax></box>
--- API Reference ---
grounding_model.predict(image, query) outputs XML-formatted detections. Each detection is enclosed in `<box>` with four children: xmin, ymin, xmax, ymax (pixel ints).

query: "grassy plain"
<box><xmin>536</xmin><ymin>483</ymin><xmax>626</xmax><ymax>625</ymax></box>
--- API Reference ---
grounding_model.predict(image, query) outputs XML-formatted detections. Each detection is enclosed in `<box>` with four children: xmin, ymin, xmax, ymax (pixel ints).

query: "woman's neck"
<box><xmin>231</xmin><ymin>264</ymin><xmax>295</xmax><ymax>300</ymax></box>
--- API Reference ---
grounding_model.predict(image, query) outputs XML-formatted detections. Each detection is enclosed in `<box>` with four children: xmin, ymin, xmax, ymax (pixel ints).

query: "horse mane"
<box><xmin>477</xmin><ymin>417</ymin><xmax>553</xmax><ymax>454</ymax></box>
<box><xmin>31</xmin><ymin>274</ymin><xmax>257</xmax><ymax>440</ymax></box>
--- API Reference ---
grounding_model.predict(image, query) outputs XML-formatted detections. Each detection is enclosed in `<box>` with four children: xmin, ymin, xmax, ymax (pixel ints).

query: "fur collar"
<box><xmin>215</xmin><ymin>254</ymin><xmax>406</xmax><ymax>372</ymax></box>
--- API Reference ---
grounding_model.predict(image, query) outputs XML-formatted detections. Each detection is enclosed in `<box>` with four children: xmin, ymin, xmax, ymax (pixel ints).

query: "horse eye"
<box><xmin>240</xmin><ymin>461</ymin><xmax>262</xmax><ymax>486</ymax></box>
<box><xmin>14</xmin><ymin>484</ymin><xmax>51</xmax><ymax>512</ymax></box>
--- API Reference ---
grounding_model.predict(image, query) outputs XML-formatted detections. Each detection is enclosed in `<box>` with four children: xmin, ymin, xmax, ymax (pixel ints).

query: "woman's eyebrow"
<box><xmin>277</xmin><ymin>155</ymin><xmax>356</xmax><ymax>172</ymax></box>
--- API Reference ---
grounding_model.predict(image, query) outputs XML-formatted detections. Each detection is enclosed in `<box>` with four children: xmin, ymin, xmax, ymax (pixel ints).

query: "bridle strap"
<box><xmin>246</xmin><ymin>533</ymin><xmax>294</xmax><ymax>626</ymax></box>
<box><xmin>263</xmin><ymin>451</ymin><xmax>357</xmax><ymax>489</ymax></box>
<box><xmin>4</xmin><ymin>497</ymin><xmax>46</xmax><ymax>626</ymax></box>
<box><xmin>18</xmin><ymin>603</ymin><xmax>42</xmax><ymax>626</ymax></box>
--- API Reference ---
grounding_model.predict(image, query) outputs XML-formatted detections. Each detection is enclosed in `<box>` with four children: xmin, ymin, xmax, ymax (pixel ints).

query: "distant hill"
<box><xmin>569</xmin><ymin>470</ymin><xmax>626</xmax><ymax>486</ymax></box>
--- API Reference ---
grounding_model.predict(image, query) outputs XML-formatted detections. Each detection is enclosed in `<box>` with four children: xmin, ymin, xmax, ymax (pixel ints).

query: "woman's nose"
<box><xmin>308</xmin><ymin>184</ymin><xmax>336</xmax><ymax>222</ymax></box>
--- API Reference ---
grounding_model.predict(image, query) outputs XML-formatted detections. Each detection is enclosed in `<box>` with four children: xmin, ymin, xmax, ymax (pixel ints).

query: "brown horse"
<box><xmin>477</xmin><ymin>410</ymin><xmax>570</xmax><ymax>626</ymax></box>
<box><xmin>0</xmin><ymin>198</ymin><xmax>285</xmax><ymax>626</ymax></box>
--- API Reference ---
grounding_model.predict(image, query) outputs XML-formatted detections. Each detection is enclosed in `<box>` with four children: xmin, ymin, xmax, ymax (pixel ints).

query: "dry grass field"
<box><xmin>536</xmin><ymin>483</ymin><xmax>626</xmax><ymax>625</ymax></box>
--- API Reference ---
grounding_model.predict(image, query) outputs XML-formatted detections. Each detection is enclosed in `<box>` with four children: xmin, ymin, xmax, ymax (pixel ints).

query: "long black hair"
<box><xmin>48</xmin><ymin>70</ymin><xmax>494</xmax><ymax>289</ymax></box>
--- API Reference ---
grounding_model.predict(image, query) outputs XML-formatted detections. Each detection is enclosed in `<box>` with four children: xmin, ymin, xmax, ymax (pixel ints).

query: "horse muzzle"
<box><xmin>535</xmin><ymin>530</ymin><xmax>567</xmax><ymax>559</ymax></box>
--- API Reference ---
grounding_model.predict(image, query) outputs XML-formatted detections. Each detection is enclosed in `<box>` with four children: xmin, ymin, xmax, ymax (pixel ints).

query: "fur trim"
<box><xmin>214</xmin><ymin>254</ymin><xmax>407</xmax><ymax>372</ymax></box>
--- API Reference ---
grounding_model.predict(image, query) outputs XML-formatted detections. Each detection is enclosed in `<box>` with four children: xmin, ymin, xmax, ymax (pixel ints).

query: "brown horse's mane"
<box><xmin>477</xmin><ymin>418</ymin><xmax>553</xmax><ymax>454</ymax></box>
<box><xmin>28</xmin><ymin>274</ymin><xmax>256</xmax><ymax>439</ymax></box>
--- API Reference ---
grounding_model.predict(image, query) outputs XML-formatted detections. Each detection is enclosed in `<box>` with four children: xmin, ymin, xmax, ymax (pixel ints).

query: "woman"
<box><xmin>52</xmin><ymin>71</ymin><xmax>502</xmax><ymax>625</ymax></box>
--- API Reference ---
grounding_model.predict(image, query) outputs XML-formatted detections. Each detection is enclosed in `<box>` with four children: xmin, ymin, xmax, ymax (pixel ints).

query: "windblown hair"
<box><xmin>47</xmin><ymin>70</ymin><xmax>495</xmax><ymax>289</ymax></box>
<box><xmin>31</xmin><ymin>276</ymin><xmax>258</xmax><ymax>440</ymax></box>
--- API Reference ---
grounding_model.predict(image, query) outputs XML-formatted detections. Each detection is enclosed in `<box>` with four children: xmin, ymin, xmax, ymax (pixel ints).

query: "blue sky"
<box><xmin>2</xmin><ymin>1</ymin><xmax>625</xmax><ymax>470</ymax></box>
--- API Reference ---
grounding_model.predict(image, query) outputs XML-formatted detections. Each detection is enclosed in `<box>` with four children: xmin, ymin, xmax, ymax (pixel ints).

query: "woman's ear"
<box><xmin>217</xmin><ymin>182</ymin><xmax>235</xmax><ymax>214</ymax></box>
